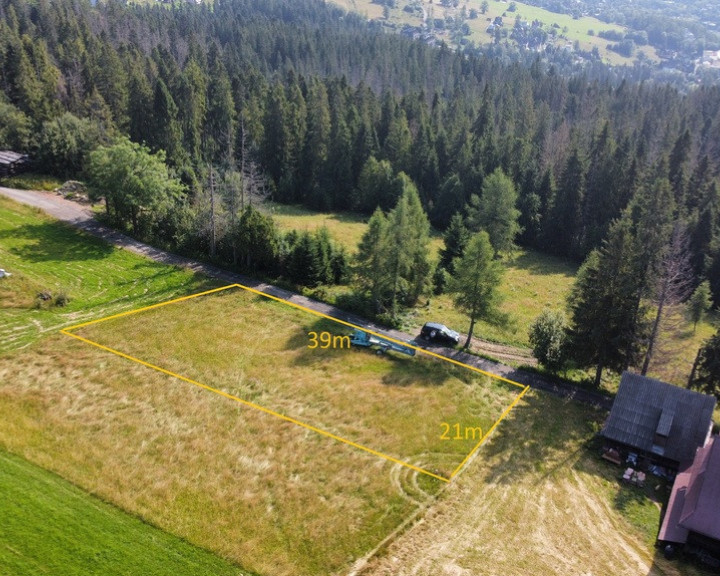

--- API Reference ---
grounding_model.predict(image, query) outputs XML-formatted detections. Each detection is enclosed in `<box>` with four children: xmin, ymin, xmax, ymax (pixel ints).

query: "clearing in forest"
<box><xmin>62</xmin><ymin>283</ymin><xmax>527</xmax><ymax>481</ymax></box>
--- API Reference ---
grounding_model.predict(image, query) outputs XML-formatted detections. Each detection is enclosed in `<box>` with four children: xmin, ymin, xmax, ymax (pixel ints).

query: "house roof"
<box><xmin>659</xmin><ymin>437</ymin><xmax>720</xmax><ymax>543</ymax></box>
<box><xmin>679</xmin><ymin>436</ymin><xmax>720</xmax><ymax>540</ymax></box>
<box><xmin>0</xmin><ymin>150</ymin><xmax>27</xmax><ymax>165</ymax></box>
<box><xmin>602</xmin><ymin>372</ymin><xmax>716</xmax><ymax>465</ymax></box>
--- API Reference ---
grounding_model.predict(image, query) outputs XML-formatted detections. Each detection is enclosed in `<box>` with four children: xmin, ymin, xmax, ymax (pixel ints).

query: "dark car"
<box><xmin>420</xmin><ymin>322</ymin><xmax>460</xmax><ymax>345</ymax></box>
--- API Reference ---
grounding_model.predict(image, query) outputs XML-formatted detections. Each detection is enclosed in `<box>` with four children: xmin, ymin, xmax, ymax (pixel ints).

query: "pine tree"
<box><xmin>235</xmin><ymin>205</ymin><xmax>279</xmax><ymax>272</ymax></box>
<box><xmin>688</xmin><ymin>280</ymin><xmax>712</xmax><ymax>332</ymax></box>
<box><xmin>148</xmin><ymin>78</ymin><xmax>184</xmax><ymax>168</ymax></box>
<box><xmin>545</xmin><ymin>147</ymin><xmax>585</xmax><ymax>258</ymax></box>
<box><xmin>466</xmin><ymin>167</ymin><xmax>521</xmax><ymax>255</ymax></box>
<box><xmin>400</xmin><ymin>176</ymin><xmax>432</xmax><ymax>305</ymax></box>
<box><xmin>205</xmin><ymin>52</ymin><xmax>235</xmax><ymax>165</ymax></box>
<box><xmin>448</xmin><ymin>230</ymin><xmax>504</xmax><ymax>349</ymax></box>
<box><xmin>355</xmin><ymin>207</ymin><xmax>390</xmax><ymax>312</ymax></box>
<box><xmin>439</xmin><ymin>212</ymin><xmax>470</xmax><ymax>274</ymax></box>
<box><xmin>567</xmin><ymin>213</ymin><xmax>643</xmax><ymax>386</ymax></box>
<box><xmin>689</xmin><ymin>330</ymin><xmax>720</xmax><ymax>399</ymax></box>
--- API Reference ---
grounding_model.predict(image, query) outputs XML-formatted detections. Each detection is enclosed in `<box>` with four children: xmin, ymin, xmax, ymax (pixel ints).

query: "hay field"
<box><xmin>71</xmin><ymin>285</ymin><xmax>522</xmax><ymax>479</ymax></box>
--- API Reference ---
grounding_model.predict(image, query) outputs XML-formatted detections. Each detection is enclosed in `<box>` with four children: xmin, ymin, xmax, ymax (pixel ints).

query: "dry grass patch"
<box><xmin>71</xmin><ymin>286</ymin><xmax>522</xmax><ymax>478</ymax></box>
<box><xmin>359</xmin><ymin>390</ymin><xmax>714</xmax><ymax>576</ymax></box>
<box><xmin>0</xmin><ymin>336</ymin><xmax>418</xmax><ymax>576</ymax></box>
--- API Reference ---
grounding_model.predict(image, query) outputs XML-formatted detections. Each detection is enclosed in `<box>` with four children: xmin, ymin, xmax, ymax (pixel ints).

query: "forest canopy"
<box><xmin>2</xmin><ymin>0</ymin><xmax>720</xmax><ymax>387</ymax></box>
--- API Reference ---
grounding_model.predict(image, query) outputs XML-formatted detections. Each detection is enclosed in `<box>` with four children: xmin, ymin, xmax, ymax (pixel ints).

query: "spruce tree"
<box><xmin>567</xmin><ymin>213</ymin><xmax>643</xmax><ymax>386</ymax></box>
<box><xmin>466</xmin><ymin>167</ymin><xmax>521</xmax><ymax>255</ymax></box>
<box><xmin>439</xmin><ymin>212</ymin><xmax>470</xmax><ymax>274</ymax></box>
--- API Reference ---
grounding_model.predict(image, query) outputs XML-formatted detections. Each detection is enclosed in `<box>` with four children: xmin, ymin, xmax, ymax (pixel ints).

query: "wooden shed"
<box><xmin>0</xmin><ymin>150</ymin><xmax>29</xmax><ymax>177</ymax></box>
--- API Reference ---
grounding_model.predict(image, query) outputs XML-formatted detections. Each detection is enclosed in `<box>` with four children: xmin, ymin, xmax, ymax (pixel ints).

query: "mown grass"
<box><xmin>362</xmin><ymin>390</ymin><xmax>715</xmax><ymax>576</ymax></box>
<box><xmin>0</xmin><ymin>196</ymin><xmax>521</xmax><ymax>574</ymax></box>
<box><xmin>1</xmin><ymin>331</ymin><xmax>426</xmax><ymax>576</ymax></box>
<box><xmin>74</xmin><ymin>286</ymin><xmax>521</xmax><ymax>477</ymax></box>
<box><xmin>0</xmin><ymin>195</ymin><xmax>214</xmax><ymax>353</ymax></box>
<box><xmin>0</xmin><ymin>449</ymin><xmax>248</xmax><ymax>576</ymax></box>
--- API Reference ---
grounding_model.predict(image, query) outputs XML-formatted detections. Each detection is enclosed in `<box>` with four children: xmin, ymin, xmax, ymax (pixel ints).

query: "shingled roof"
<box><xmin>659</xmin><ymin>436</ymin><xmax>720</xmax><ymax>544</ymax></box>
<box><xmin>602</xmin><ymin>372</ymin><xmax>716</xmax><ymax>466</ymax></box>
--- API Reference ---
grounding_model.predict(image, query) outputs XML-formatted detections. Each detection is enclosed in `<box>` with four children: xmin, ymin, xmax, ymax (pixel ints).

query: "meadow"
<box><xmin>360</xmin><ymin>388</ymin><xmax>714</xmax><ymax>576</ymax></box>
<box><xmin>0</xmin><ymin>195</ymin><xmax>214</xmax><ymax>353</ymax></box>
<box><xmin>70</xmin><ymin>285</ymin><xmax>523</xmax><ymax>479</ymax></box>
<box><xmin>1</xmin><ymin>196</ymin><xmax>520</xmax><ymax>574</ymax></box>
<box><xmin>1</xmin><ymin>195</ymin><xmax>713</xmax><ymax>575</ymax></box>
<box><xmin>269</xmin><ymin>203</ymin><xmax>716</xmax><ymax>386</ymax></box>
<box><xmin>0</xmin><ymin>449</ymin><xmax>248</xmax><ymax>576</ymax></box>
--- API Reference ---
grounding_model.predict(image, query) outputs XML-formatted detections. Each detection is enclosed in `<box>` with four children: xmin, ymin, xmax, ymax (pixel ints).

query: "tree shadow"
<box><xmin>481</xmin><ymin>389</ymin><xmax>604</xmax><ymax>484</ymax></box>
<box><xmin>0</xmin><ymin>221</ymin><xmax>113</xmax><ymax>262</ymax></box>
<box><xmin>504</xmin><ymin>249</ymin><xmax>578</xmax><ymax>278</ymax></box>
<box><xmin>281</xmin><ymin>317</ymin><xmax>462</xmax><ymax>388</ymax></box>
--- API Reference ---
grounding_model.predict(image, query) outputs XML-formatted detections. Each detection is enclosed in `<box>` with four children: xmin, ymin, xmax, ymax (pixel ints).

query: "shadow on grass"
<box><xmin>505</xmin><ymin>250</ymin><xmax>578</xmax><ymax>278</ymax></box>
<box><xmin>281</xmin><ymin>317</ymin><xmax>465</xmax><ymax>388</ymax></box>
<box><xmin>0</xmin><ymin>221</ymin><xmax>114</xmax><ymax>262</ymax></box>
<box><xmin>649</xmin><ymin>539</ymin><xmax>720</xmax><ymax>576</ymax></box>
<box><xmin>481</xmin><ymin>390</ymin><xmax>603</xmax><ymax>484</ymax></box>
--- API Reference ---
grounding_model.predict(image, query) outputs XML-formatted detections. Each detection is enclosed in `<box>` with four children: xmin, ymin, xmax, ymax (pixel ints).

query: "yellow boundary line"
<box><xmin>449</xmin><ymin>384</ymin><xmax>530</xmax><ymax>478</ymax></box>
<box><xmin>62</xmin><ymin>283</ymin><xmax>528</xmax><ymax>483</ymax></box>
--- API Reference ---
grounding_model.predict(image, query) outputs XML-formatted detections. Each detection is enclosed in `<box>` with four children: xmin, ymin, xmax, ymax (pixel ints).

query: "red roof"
<box><xmin>659</xmin><ymin>437</ymin><xmax>720</xmax><ymax>543</ymax></box>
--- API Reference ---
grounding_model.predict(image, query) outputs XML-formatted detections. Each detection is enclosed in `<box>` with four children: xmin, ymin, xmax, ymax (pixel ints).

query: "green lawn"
<box><xmin>0</xmin><ymin>449</ymin><xmax>248</xmax><ymax>576</ymax></box>
<box><xmin>0</xmin><ymin>195</ymin><xmax>215</xmax><ymax>353</ymax></box>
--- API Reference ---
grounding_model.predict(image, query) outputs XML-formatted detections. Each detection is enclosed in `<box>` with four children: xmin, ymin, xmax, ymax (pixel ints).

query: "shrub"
<box><xmin>529</xmin><ymin>308</ymin><xmax>568</xmax><ymax>371</ymax></box>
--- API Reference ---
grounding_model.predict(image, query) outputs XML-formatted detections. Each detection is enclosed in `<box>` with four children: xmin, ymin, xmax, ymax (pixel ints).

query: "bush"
<box><xmin>529</xmin><ymin>308</ymin><xmax>568</xmax><ymax>371</ymax></box>
<box><xmin>54</xmin><ymin>291</ymin><xmax>70</xmax><ymax>307</ymax></box>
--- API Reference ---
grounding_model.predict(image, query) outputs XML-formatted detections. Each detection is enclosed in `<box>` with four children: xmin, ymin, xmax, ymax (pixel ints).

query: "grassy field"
<box><xmin>0</xmin><ymin>195</ymin><xmax>521</xmax><ymax>574</ymax></box>
<box><xmin>0</xmin><ymin>449</ymin><xmax>247</xmax><ymax>576</ymax></box>
<box><xmin>71</xmin><ymin>285</ymin><xmax>522</xmax><ymax>477</ymax></box>
<box><xmin>267</xmin><ymin>203</ymin><xmax>372</xmax><ymax>254</ymax></box>
<box><xmin>0</xmin><ymin>195</ymin><xmax>214</xmax><ymax>353</ymax></box>
<box><xmin>418</xmin><ymin>250</ymin><xmax>578</xmax><ymax>349</ymax></box>
<box><xmin>269</xmin><ymin>203</ymin><xmax>715</xmax><ymax>384</ymax></box>
<box><xmin>360</xmin><ymin>389</ymin><xmax>715</xmax><ymax>576</ymax></box>
<box><xmin>1</xmin><ymin>196</ymin><xmax>715</xmax><ymax>575</ymax></box>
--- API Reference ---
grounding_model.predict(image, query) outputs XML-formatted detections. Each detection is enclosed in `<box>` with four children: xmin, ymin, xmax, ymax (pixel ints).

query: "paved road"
<box><xmin>0</xmin><ymin>187</ymin><xmax>613</xmax><ymax>410</ymax></box>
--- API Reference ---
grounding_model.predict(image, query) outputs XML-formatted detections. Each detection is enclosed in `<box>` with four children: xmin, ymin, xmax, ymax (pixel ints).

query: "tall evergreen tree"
<box><xmin>689</xmin><ymin>330</ymin><xmax>720</xmax><ymax>399</ymax></box>
<box><xmin>439</xmin><ymin>212</ymin><xmax>470</xmax><ymax>274</ymax></box>
<box><xmin>355</xmin><ymin>207</ymin><xmax>390</xmax><ymax>312</ymax></box>
<box><xmin>567</xmin><ymin>213</ymin><xmax>643</xmax><ymax>387</ymax></box>
<box><xmin>448</xmin><ymin>230</ymin><xmax>504</xmax><ymax>349</ymax></box>
<box><xmin>545</xmin><ymin>147</ymin><xmax>585</xmax><ymax>258</ymax></box>
<box><xmin>466</xmin><ymin>167</ymin><xmax>521</xmax><ymax>254</ymax></box>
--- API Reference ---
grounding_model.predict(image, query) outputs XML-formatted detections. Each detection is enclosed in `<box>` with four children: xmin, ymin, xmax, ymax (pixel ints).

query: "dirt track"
<box><xmin>0</xmin><ymin>187</ymin><xmax>610</xmax><ymax>409</ymax></box>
